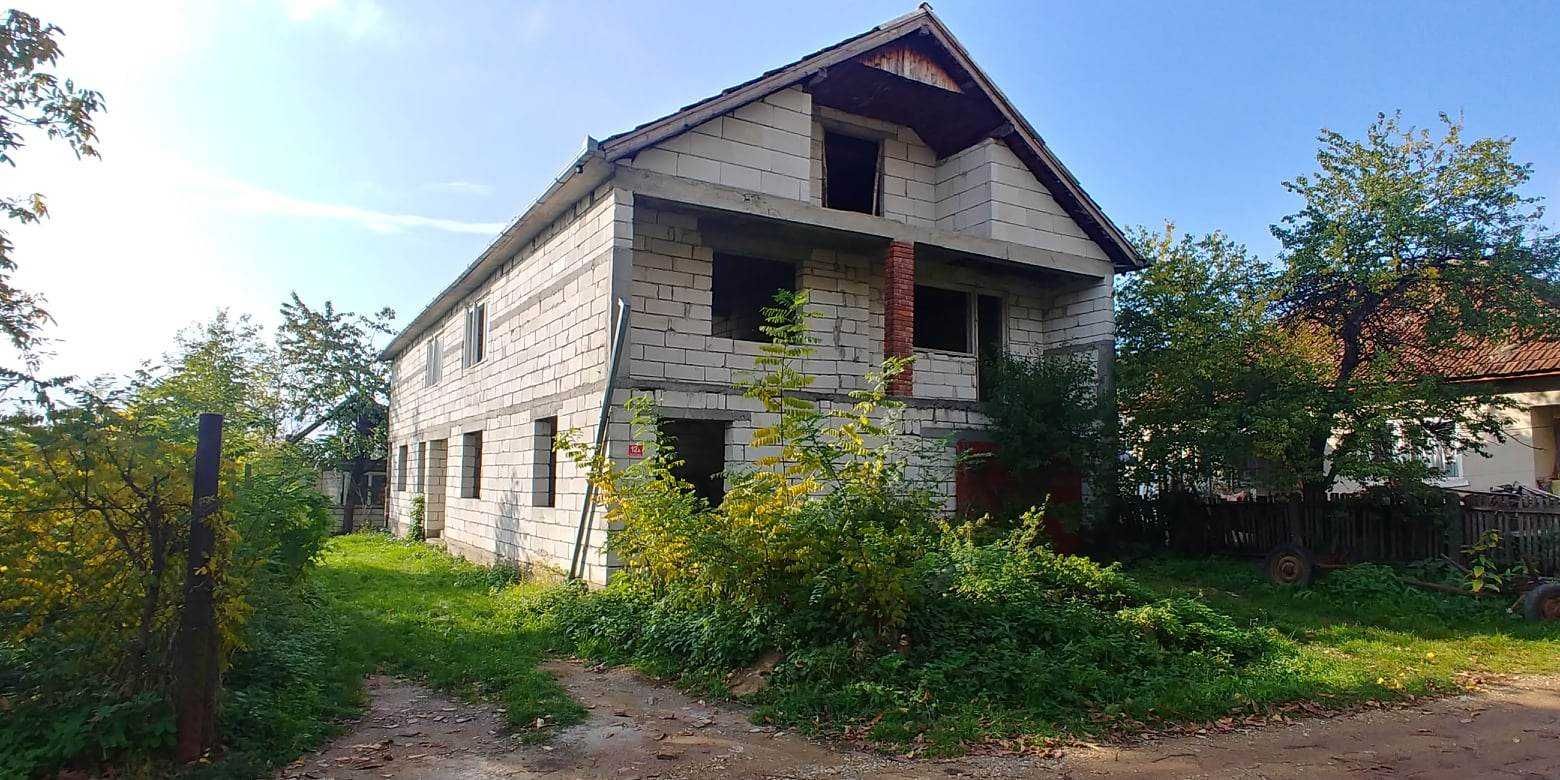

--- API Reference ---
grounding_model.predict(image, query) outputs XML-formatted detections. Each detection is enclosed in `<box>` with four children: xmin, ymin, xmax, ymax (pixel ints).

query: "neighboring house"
<box><xmin>1334</xmin><ymin>338</ymin><xmax>1560</xmax><ymax>494</ymax></box>
<box><xmin>381</xmin><ymin>7</ymin><xmax>1145</xmax><ymax>582</ymax></box>
<box><xmin>317</xmin><ymin>461</ymin><xmax>388</xmax><ymax>533</ymax></box>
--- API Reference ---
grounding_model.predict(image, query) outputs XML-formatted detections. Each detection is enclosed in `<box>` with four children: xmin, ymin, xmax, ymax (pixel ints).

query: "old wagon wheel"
<box><xmin>1524</xmin><ymin>582</ymin><xmax>1560</xmax><ymax>622</ymax></box>
<box><xmin>1264</xmin><ymin>544</ymin><xmax>1316</xmax><ymax>587</ymax></box>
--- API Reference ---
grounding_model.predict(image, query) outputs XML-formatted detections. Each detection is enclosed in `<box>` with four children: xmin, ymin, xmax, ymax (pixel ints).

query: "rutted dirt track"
<box><xmin>282</xmin><ymin>664</ymin><xmax>1560</xmax><ymax>779</ymax></box>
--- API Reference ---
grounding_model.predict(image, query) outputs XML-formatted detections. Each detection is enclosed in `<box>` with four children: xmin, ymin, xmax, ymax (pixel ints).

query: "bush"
<box><xmin>0</xmin><ymin>433</ymin><xmax>336</xmax><ymax>777</ymax></box>
<box><xmin>538</xmin><ymin>293</ymin><xmax>1279</xmax><ymax>749</ymax></box>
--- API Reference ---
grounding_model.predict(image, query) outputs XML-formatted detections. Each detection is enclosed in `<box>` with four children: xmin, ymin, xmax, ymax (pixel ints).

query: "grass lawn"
<box><xmin>293</xmin><ymin>535</ymin><xmax>1559</xmax><ymax>761</ymax></box>
<box><xmin>313</xmin><ymin>533</ymin><xmax>584</xmax><ymax>739</ymax></box>
<box><xmin>1130</xmin><ymin>556</ymin><xmax>1560</xmax><ymax>709</ymax></box>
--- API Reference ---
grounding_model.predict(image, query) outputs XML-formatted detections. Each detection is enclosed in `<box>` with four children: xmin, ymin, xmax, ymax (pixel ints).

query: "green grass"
<box><xmin>265</xmin><ymin>537</ymin><xmax>1559</xmax><ymax>764</ymax></box>
<box><xmin>1128</xmin><ymin>556</ymin><xmax>1560</xmax><ymax>706</ymax></box>
<box><xmin>312</xmin><ymin>533</ymin><xmax>585</xmax><ymax>739</ymax></box>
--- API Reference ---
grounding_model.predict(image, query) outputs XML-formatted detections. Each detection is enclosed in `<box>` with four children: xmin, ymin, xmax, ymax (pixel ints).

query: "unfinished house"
<box><xmin>381</xmin><ymin>6</ymin><xmax>1145</xmax><ymax>582</ymax></box>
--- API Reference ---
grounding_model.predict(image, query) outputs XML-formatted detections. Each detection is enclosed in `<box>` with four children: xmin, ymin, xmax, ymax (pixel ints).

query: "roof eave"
<box><xmin>381</xmin><ymin>138</ymin><xmax>611</xmax><ymax>360</ymax></box>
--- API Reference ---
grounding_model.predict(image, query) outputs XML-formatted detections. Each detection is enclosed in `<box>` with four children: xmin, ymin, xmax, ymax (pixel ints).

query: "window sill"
<box><xmin>913</xmin><ymin>347</ymin><xmax>976</xmax><ymax>359</ymax></box>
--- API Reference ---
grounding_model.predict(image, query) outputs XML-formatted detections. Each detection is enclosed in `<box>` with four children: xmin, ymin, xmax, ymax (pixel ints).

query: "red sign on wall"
<box><xmin>626</xmin><ymin>443</ymin><xmax>645</xmax><ymax>458</ymax></box>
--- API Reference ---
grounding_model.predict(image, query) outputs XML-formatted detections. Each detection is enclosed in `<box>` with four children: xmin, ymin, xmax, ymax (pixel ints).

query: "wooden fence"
<box><xmin>1116</xmin><ymin>490</ymin><xmax>1560</xmax><ymax>575</ymax></box>
<box><xmin>1463</xmin><ymin>492</ymin><xmax>1560</xmax><ymax>575</ymax></box>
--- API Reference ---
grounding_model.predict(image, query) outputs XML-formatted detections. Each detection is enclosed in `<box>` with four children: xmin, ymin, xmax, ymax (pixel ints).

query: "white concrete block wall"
<box><xmin>384</xmin><ymin>186</ymin><xmax>628</xmax><ymax>582</ymax></box>
<box><xmin>628</xmin><ymin>205</ymin><xmax>1071</xmax><ymax>405</ymax></box>
<box><xmin>935</xmin><ymin>139</ymin><xmax>1110</xmax><ymax>262</ymax></box>
<box><xmin>620</xmin><ymin>87</ymin><xmax>813</xmax><ymax>201</ymax></box>
<box><xmin>627</xmin><ymin>206</ymin><xmax>885</xmax><ymax>392</ymax></box>
<box><xmin>1042</xmin><ymin>274</ymin><xmax>1115</xmax><ymax>348</ymax></box>
<box><xmin>603</xmin><ymin>385</ymin><xmax>986</xmax><ymax>515</ymax></box>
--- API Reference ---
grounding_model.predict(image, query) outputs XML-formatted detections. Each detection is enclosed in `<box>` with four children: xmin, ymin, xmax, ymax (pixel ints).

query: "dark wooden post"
<box><xmin>175</xmin><ymin>413</ymin><xmax>223</xmax><ymax>763</ymax></box>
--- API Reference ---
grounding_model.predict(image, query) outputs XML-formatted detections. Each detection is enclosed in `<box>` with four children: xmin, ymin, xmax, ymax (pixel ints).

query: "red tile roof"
<box><xmin>1435</xmin><ymin>337</ymin><xmax>1560</xmax><ymax>383</ymax></box>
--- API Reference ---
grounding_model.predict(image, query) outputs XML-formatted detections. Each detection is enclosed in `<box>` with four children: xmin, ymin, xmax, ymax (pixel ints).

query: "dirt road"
<box><xmin>281</xmin><ymin>664</ymin><xmax>1560</xmax><ymax>779</ymax></box>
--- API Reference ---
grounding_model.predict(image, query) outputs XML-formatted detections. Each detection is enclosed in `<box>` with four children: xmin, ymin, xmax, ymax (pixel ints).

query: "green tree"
<box><xmin>133</xmin><ymin>311</ymin><xmax>282</xmax><ymax>454</ymax></box>
<box><xmin>1115</xmin><ymin>225</ymin><xmax>1323</xmax><ymax>494</ymax></box>
<box><xmin>1274</xmin><ymin>113</ymin><xmax>1560</xmax><ymax>495</ymax></box>
<box><xmin>277</xmin><ymin>293</ymin><xmax>393</xmax><ymax>532</ymax></box>
<box><xmin>0</xmin><ymin>10</ymin><xmax>103</xmax><ymax>401</ymax></box>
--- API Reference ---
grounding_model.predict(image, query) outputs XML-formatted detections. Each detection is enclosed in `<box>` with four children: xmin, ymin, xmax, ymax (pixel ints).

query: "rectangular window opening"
<box><xmin>712</xmin><ymin>253</ymin><xmax>797</xmax><ymax>342</ymax></box>
<box><xmin>822</xmin><ymin>131</ymin><xmax>881</xmax><ymax>215</ymax></box>
<box><xmin>463</xmin><ymin>303</ymin><xmax>487</xmax><ymax>368</ymax></box>
<box><xmin>395</xmin><ymin>444</ymin><xmax>409</xmax><ymax>492</ymax></box>
<box><xmin>425</xmin><ymin>336</ymin><xmax>442</xmax><ymax>386</ymax></box>
<box><xmin>416</xmin><ymin>441</ymin><xmax>428</xmax><ymax>492</ymax></box>
<box><xmin>460</xmin><ymin>430</ymin><xmax>483</xmax><ymax>499</ymax></box>
<box><xmin>662</xmin><ymin>419</ymin><xmax>727</xmax><ymax>506</ymax></box>
<box><xmin>914</xmin><ymin>285</ymin><xmax>971</xmax><ymax>353</ymax></box>
<box><xmin>533</xmin><ymin>416</ymin><xmax>558</xmax><ymax>507</ymax></box>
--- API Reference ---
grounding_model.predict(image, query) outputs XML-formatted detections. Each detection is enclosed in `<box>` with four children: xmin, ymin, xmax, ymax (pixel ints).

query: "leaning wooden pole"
<box><xmin>175</xmin><ymin>412</ymin><xmax>224</xmax><ymax>763</ymax></box>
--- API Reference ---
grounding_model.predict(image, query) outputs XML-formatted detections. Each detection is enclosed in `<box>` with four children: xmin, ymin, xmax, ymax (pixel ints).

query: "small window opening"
<box><xmin>396</xmin><ymin>444</ymin><xmax>409</xmax><ymax>491</ymax></box>
<box><xmin>823</xmin><ymin>131</ymin><xmax>880</xmax><ymax>214</ymax></box>
<box><xmin>914</xmin><ymin>285</ymin><xmax>971</xmax><ymax>353</ymax></box>
<box><xmin>712</xmin><ymin>253</ymin><xmax>796</xmax><ymax>341</ymax></box>
<box><xmin>977</xmin><ymin>294</ymin><xmax>1004</xmax><ymax>400</ymax></box>
<box><xmin>463</xmin><ymin>303</ymin><xmax>486</xmax><ymax>368</ymax></box>
<box><xmin>425</xmin><ymin>336</ymin><xmax>442</xmax><ymax>386</ymax></box>
<box><xmin>662</xmin><ymin>419</ymin><xmax>727</xmax><ymax>506</ymax></box>
<box><xmin>533</xmin><ymin>417</ymin><xmax>558</xmax><ymax>507</ymax></box>
<box><xmin>416</xmin><ymin>441</ymin><xmax>428</xmax><ymax>492</ymax></box>
<box><xmin>460</xmin><ymin>430</ymin><xmax>483</xmax><ymax>499</ymax></box>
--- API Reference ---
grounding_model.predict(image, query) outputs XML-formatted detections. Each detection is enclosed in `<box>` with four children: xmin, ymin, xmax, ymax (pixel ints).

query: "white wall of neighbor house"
<box><xmin>1456</xmin><ymin>391</ymin><xmax>1560</xmax><ymax>493</ymax></box>
<box><xmin>1329</xmin><ymin>389</ymin><xmax>1560</xmax><ymax>495</ymax></box>
<box><xmin>385</xmin><ymin>185</ymin><xmax>630</xmax><ymax>583</ymax></box>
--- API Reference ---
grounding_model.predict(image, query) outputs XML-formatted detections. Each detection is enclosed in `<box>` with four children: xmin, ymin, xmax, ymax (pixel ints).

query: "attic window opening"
<box><xmin>914</xmin><ymin>285</ymin><xmax>970</xmax><ymax>353</ymax></box>
<box><xmin>822</xmin><ymin>131</ymin><xmax>881</xmax><ymax>215</ymax></box>
<box><xmin>712</xmin><ymin>253</ymin><xmax>796</xmax><ymax>341</ymax></box>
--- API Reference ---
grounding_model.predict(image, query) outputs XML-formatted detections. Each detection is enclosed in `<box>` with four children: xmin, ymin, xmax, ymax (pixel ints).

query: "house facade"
<box><xmin>381</xmin><ymin>7</ymin><xmax>1143</xmax><ymax>582</ymax></box>
<box><xmin>1334</xmin><ymin>340</ymin><xmax>1560</xmax><ymax>495</ymax></box>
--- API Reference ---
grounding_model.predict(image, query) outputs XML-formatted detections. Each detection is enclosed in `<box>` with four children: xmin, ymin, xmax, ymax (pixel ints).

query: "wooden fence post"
<box><xmin>175</xmin><ymin>413</ymin><xmax>223</xmax><ymax>763</ymax></box>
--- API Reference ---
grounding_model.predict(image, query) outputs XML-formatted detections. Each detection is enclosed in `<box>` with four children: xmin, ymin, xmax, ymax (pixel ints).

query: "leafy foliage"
<box><xmin>0</xmin><ymin>9</ymin><xmax>104</xmax><ymax>402</ymax></box>
<box><xmin>541</xmin><ymin>293</ymin><xmax>1279</xmax><ymax>751</ymax></box>
<box><xmin>1117</xmin><ymin>226</ymin><xmax>1326</xmax><ymax>494</ymax></box>
<box><xmin>979</xmin><ymin>350</ymin><xmax>1106</xmax><ymax>476</ymax></box>
<box><xmin>562</xmin><ymin>290</ymin><xmax>936</xmax><ymax>637</ymax></box>
<box><xmin>0</xmin><ymin>312</ymin><xmax>336</xmax><ymax>777</ymax></box>
<box><xmin>1117</xmin><ymin>115</ymin><xmax>1560</xmax><ymax>494</ymax></box>
<box><xmin>278</xmin><ymin>294</ymin><xmax>394</xmax><ymax>532</ymax></box>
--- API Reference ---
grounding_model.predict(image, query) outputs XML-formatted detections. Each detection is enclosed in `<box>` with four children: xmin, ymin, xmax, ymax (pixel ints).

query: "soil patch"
<box><xmin>283</xmin><ymin>667</ymin><xmax>1560</xmax><ymax>779</ymax></box>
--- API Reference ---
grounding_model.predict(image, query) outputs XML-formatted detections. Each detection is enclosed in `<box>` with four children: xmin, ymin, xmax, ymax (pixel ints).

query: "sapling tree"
<box><xmin>277</xmin><ymin>293</ymin><xmax>393</xmax><ymax>532</ymax></box>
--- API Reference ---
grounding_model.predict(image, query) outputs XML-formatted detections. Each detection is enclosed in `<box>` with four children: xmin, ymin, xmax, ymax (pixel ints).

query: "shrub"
<box><xmin>539</xmin><ymin>293</ymin><xmax>1280</xmax><ymax>747</ymax></box>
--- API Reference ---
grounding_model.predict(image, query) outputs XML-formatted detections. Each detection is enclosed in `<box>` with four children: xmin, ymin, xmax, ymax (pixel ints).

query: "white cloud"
<box><xmin>425</xmin><ymin>180</ymin><xmax>495</xmax><ymax>196</ymax></box>
<box><xmin>208</xmin><ymin>174</ymin><xmax>506</xmax><ymax>234</ymax></box>
<box><xmin>278</xmin><ymin>0</ymin><xmax>390</xmax><ymax>41</ymax></box>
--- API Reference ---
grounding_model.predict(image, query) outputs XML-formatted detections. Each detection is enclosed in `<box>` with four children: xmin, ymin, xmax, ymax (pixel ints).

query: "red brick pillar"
<box><xmin>884</xmin><ymin>240</ymin><xmax>915</xmax><ymax>396</ymax></box>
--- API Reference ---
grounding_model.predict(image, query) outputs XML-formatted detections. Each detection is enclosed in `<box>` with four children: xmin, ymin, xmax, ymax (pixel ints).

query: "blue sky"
<box><xmin>13</xmin><ymin>0</ymin><xmax>1560</xmax><ymax>379</ymax></box>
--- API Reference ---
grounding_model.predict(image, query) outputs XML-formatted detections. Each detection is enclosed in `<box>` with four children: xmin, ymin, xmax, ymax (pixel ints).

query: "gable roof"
<box><xmin>384</xmin><ymin>5</ymin><xmax>1141</xmax><ymax>359</ymax></box>
<box><xmin>599</xmin><ymin>4</ymin><xmax>1143</xmax><ymax>272</ymax></box>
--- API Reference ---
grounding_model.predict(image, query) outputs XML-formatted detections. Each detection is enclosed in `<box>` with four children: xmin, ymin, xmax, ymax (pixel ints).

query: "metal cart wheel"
<box><xmin>1524</xmin><ymin>582</ymin><xmax>1560</xmax><ymax>622</ymax></box>
<box><xmin>1264</xmin><ymin>544</ymin><xmax>1316</xmax><ymax>587</ymax></box>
